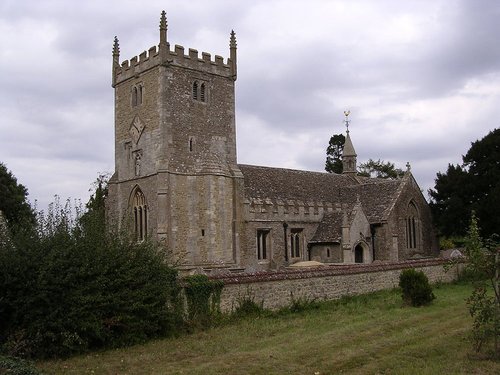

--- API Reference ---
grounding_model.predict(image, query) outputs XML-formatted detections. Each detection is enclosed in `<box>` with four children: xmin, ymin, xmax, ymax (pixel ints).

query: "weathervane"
<box><xmin>343</xmin><ymin>110</ymin><xmax>351</xmax><ymax>133</ymax></box>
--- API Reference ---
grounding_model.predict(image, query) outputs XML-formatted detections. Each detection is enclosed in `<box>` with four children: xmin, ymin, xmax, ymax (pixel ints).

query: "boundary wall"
<box><xmin>210</xmin><ymin>259</ymin><xmax>462</xmax><ymax>312</ymax></box>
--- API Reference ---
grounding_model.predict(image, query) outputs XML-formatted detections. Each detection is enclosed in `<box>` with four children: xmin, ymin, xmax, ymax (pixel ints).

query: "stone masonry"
<box><xmin>106</xmin><ymin>12</ymin><xmax>439</xmax><ymax>274</ymax></box>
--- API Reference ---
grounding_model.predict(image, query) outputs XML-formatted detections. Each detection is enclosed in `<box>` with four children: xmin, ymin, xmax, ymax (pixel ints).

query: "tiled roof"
<box><xmin>238</xmin><ymin>164</ymin><xmax>406</xmax><ymax>224</ymax></box>
<box><xmin>341</xmin><ymin>180</ymin><xmax>403</xmax><ymax>223</ymax></box>
<box><xmin>238</xmin><ymin>164</ymin><xmax>356</xmax><ymax>202</ymax></box>
<box><xmin>309</xmin><ymin>211</ymin><xmax>345</xmax><ymax>243</ymax></box>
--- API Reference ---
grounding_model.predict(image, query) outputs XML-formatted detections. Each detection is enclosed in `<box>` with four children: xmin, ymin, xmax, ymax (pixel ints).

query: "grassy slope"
<box><xmin>38</xmin><ymin>282</ymin><xmax>499</xmax><ymax>375</ymax></box>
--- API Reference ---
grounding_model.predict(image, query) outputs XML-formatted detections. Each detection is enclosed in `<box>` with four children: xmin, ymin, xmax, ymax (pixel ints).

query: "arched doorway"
<box><xmin>354</xmin><ymin>244</ymin><xmax>364</xmax><ymax>263</ymax></box>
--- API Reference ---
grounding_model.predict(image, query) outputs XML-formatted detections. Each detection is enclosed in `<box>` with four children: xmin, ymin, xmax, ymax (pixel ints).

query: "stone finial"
<box><xmin>159</xmin><ymin>11</ymin><xmax>168</xmax><ymax>63</ymax></box>
<box><xmin>229</xmin><ymin>30</ymin><xmax>237</xmax><ymax>80</ymax></box>
<box><xmin>112</xmin><ymin>36</ymin><xmax>120</xmax><ymax>87</ymax></box>
<box><xmin>160</xmin><ymin>10</ymin><xmax>168</xmax><ymax>44</ymax></box>
<box><xmin>230</xmin><ymin>30</ymin><xmax>237</xmax><ymax>48</ymax></box>
<box><xmin>160</xmin><ymin>10</ymin><xmax>168</xmax><ymax>35</ymax></box>
<box><xmin>406</xmin><ymin>162</ymin><xmax>411</xmax><ymax>172</ymax></box>
<box><xmin>112</xmin><ymin>36</ymin><xmax>120</xmax><ymax>59</ymax></box>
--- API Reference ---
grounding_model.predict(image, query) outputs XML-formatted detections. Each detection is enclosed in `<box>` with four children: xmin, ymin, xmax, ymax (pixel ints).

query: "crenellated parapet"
<box><xmin>113</xmin><ymin>11</ymin><xmax>236</xmax><ymax>86</ymax></box>
<box><xmin>244</xmin><ymin>197</ymin><xmax>351</xmax><ymax>222</ymax></box>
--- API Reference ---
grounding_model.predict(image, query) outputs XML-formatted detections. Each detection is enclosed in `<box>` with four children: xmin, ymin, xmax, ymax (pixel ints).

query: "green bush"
<box><xmin>0</xmin><ymin>198</ymin><xmax>182</xmax><ymax>358</ymax></box>
<box><xmin>184</xmin><ymin>274</ymin><xmax>223</xmax><ymax>328</ymax></box>
<box><xmin>399</xmin><ymin>269</ymin><xmax>435</xmax><ymax>307</ymax></box>
<box><xmin>0</xmin><ymin>355</ymin><xmax>42</xmax><ymax>375</ymax></box>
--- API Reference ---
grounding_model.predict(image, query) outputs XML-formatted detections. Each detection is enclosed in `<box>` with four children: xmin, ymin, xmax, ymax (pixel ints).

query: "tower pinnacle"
<box><xmin>160</xmin><ymin>10</ymin><xmax>168</xmax><ymax>40</ymax></box>
<box><xmin>159</xmin><ymin>10</ymin><xmax>168</xmax><ymax>63</ymax></box>
<box><xmin>229</xmin><ymin>30</ymin><xmax>237</xmax><ymax>80</ymax></box>
<box><xmin>112</xmin><ymin>36</ymin><xmax>120</xmax><ymax>87</ymax></box>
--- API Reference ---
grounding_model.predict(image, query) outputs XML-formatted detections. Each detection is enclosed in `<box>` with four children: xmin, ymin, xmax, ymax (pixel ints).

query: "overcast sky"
<box><xmin>1</xmin><ymin>0</ymin><xmax>499</xmax><ymax>211</ymax></box>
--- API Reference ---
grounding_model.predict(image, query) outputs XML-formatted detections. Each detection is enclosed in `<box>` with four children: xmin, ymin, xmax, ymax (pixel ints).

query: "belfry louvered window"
<box><xmin>192</xmin><ymin>81</ymin><xmax>198</xmax><ymax>100</ymax></box>
<box><xmin>200</xmin><ymin>83</ymin><xmax>206</xmax><ymax>102</ymax></box>
<box><xmin>192</xmin><ymin>80</ymin><xmax>207</xmax><ymax>102</ymax></box>
<box><xmin>132</xmin><ymin>83</ymin><xmax>143</xmax><ymax>107</ymax></box>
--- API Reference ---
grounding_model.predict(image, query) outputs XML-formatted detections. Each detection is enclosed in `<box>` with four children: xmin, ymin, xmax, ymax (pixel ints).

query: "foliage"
<box><xmin>0</xmin><ymin>197</ymin><xmax>181</xmax><ymax>359</ymax></box>
<box><xmin>399</xmin><ymin>269</ymin><xmax>435</xmax><ymax>307</ymax></box>
<box><xmin>39</xmin><ymin>284</ymin><xmax>500</xmax><ymax>375</ymax></box>
<box><xmin>325</xmin><ymin>133</ymin><xmax>345</xmax><ymax>174</ymax></box>
<box><xmin>358</xmin><ymin>158</ymin><xmax>405</xmax><ymax>179</ymax></box>
<box><xmin>79</xmin><ymin>173</ymin><xmax>109</xmax><ymax>230</ymax></box>
<box><xmin>232</xmin><ymin>289</ymin><xmax>265</xmax><ymax>318</ymax></box>
<box><xmin>0</xmin><ymin>355</ymin><xmax>42</xmax><ymax>375</ymax></box>
<box><xmin>439</xmin><ymin>236</ymin><xmax>466</xmax><ymax>251</ymax></box>
<box><xmin>462</xmin><ymin>214</ymin><xmax>500</xmax><ymax>356</ymax></box>
<box><xmin>0</xmin><ymin>162</ymin><xmax>35</xmax><ymax>232</ymax></box>
<box><xmin>184</xmin><ymin>275</ymin><xmax>224</xmax><ymax>328</ymax></box>
<box><xmin>429</xmin><ymin>128</ymin><xmax>500</xmax><ymax>238</ymax></box>
<box><xmin>429</xmin><ymin>164</ymin><xmax>471</xmax><ymax>237</ymax></box>
<box><xmin>279</xmin><ymin>292</ymin><xmax>320</xmax><ymax>314</ymax></box>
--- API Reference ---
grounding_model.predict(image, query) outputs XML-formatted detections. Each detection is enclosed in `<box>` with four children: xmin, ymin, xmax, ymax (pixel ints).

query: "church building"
<box><xmin>106</xmin><ymin>12</ymin><xmax>438</xmax><ymax>273</ymax></box>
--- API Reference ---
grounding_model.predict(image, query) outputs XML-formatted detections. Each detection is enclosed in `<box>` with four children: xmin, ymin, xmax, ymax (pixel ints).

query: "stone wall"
<box><xmin>211</xmin><ymin>259</ymin><xmax>461</xmax><ymax>312</ymax></box>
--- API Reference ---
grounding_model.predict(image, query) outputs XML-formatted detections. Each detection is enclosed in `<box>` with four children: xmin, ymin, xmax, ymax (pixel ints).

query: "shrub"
<box><xmin>231</xmin><ymin>288</ymin><xmax>265</xmax><ymax>318</ymax></box>
<box><xmin>184</xmin><ymin>275</ymin><xmax>223</xmax><ymax>328</ymax></box>
<box><xmin>286</xmin><ymin>292</ymin><xmax>320</xmax><ymax>313</ymax></box>
<box><xmin>399</xmin><ymin>269</ymin><xmax>435</xmax><ymax>307</ymax></box>
<box><xmin>0</xmin><ymin>198</ymin><xmax>182</xmax><ymax>358</ymax></box>
<box><xmin>0</xmin><ymin>355</ymin><xmax>42</xmax><ymax>375</ymax></box>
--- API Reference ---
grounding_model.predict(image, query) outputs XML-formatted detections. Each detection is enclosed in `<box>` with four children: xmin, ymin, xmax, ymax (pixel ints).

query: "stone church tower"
<box><xmin>106</xmin><ymin>11</ymin><xmax>244</xmax><ymax>270</ymax></box>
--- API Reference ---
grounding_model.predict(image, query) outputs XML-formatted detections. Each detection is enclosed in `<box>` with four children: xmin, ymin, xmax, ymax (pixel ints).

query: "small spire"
<box><xmin>342</xmin><ymin>110</ymin><xmax>357</xmax><ymax>175</ymax></box>
<box><xmin>229</xmin><ymin>30</ymin><xmax>237</xmax><ymax>80</ymax></box>
<box><xmin>112</xmin><ymin>36</ymin><xmax>120</xmax><ymax>87</ymax></box>
<box><xmin>230</xmin><ymin>29</ymin><xmax>237</xmax><ymax>48</ymax></box>
<box><xmin>112</xmin><ymin>36</ymin><xmax>120</xmax><ymax>58</ymax></box>
<box><xmin>159</xmin><ymin>10</ymin><xmax>168</xmax><ymax>45</ymax></box>
<box><xmin>159</xmin><ymin>11</ymin><xmax>168</xmax><ymax>63</ymax></box>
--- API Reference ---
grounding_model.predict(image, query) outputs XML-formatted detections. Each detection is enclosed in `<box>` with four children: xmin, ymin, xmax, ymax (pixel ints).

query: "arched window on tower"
<box><xmin>132</xmin><ymin>188</ymin><xmax>148</xmax><ymax>242</ymax></box>
<box><xmin>405</xmin><ymin>202</ymin><xmax>420</xmax><ymax>249</ymax></box>
<box><xmin>200</xmin><ymin>83</ymin><xmax>205</xmax><ymax>102</ymax></box>
<box><xmin>132</xmin><ymin>86</ymin><xmax>138</xmax><ymax>107</ymax></box>
<box><xmin>138</xmin><ymin>85</ymin><xmax>143</xmax><ymax>105</ymax></box>
<box><xmin>192</xmin><ymin>81</ymin><xmax>198</xmax><ymax>100</ymax></box>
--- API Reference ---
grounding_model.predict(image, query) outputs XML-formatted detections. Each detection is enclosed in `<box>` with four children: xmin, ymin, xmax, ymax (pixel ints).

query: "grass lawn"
<box><xmin>38</xmin><ymin>282</ymin><xmax>499</xmax><ymax>375</ymax></box>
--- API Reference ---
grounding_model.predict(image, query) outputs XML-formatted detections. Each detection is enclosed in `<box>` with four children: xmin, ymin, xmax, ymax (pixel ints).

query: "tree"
<box><xmin>357</xmin><ymin>159</ymin><xmax>405</xmax><ymax>179</ymax></box>
<box><xmin>428</xmin><ymin>164</ymin><xmax>470</xmax><ymax>237</ymax></box>
<box><xmin>462</xmin><ymin>214</ymin><xmax>500</xmax><ymax>357</ymax></box>
<box><xmin>0</xmin><ymin>162</ymin><xmax>35</xmax><ymax>231</ymax></box>
<box><xmin>325</xmin><ymin>134</ymin><xmax>345</xmax><ymax>174</ymax></box>
<box><xmin>429</xmin><ymin>128</ymin><xmax>500</xmax><ymax>238</ymax></box>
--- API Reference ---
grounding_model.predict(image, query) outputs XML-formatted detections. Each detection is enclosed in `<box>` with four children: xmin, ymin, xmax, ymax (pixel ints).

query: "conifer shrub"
<box><xmin>399</xmin><ymin>268</ymin><xmax>435</xmax><ymax>307</ymax></box>
<box><xmin>0</xmin><ymin>198</ymin><xmax>182</xmax><ymax>358</ymax></box>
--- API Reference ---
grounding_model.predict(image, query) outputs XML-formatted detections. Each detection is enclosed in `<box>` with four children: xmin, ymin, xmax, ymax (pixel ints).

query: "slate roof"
<box><xmin>309</xmin><ymin>211</ymin><xmax>345</xmax><ymax>243</ymax></box>
<box><xmin>238</xmin><ymin>164</ymin><xmax>406</xmax><ymax>224</ymax></box>
<box><xmin>238</xmin><ymin>164</ymin><xmax>356</xmax><ymax>202</ymax></box>
<box><xmin>340</xmin><ymin>180</ymin><xmax>403</xmax><ymax>223</ymax></box>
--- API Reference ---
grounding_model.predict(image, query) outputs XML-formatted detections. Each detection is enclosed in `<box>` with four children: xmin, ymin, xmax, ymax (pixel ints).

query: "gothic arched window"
<box><xmin>200</xmin><ymin>83</ymin><xmax>206</xmax><ymax>102</ymax></box>
<box><xmin>132</xmin><ymin>86</ymin><xmax>138</xmax><ymax>107</ymax></box>
<box><xmin>132</xmin><ymin>188</ymin><xmax>148</xmax><ymax>241</ymax></box>
<box><xmin>192</xmin><ymin>81</ymin><xmax>198</xmax><ymax>100</ymax></box>
<box><xmin>405</xmin><ymin>202</ymin><xmax>420</xmax><ymax>249</ymax></box>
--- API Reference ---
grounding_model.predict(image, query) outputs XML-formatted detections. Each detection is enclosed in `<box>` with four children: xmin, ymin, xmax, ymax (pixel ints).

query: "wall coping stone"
<box><xmin>208</xmin><ymin>258</ymin><xmax>460</xmax><ymax>285</ymax></box>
